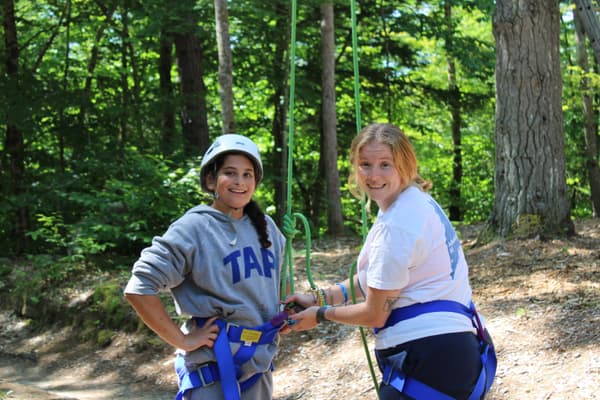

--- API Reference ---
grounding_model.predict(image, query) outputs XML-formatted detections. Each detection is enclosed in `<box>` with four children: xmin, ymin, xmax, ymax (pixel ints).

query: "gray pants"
<box><xmin>184</xmin><ymin>371</ymin><xmax>273</xmax><ymax>400</ymax></box>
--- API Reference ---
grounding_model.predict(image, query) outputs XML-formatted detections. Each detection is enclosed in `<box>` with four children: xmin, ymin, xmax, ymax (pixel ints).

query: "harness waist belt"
<box><xmin>376</xmin><ymin>300</ymin><xmax>497</xmax><ymax>400</ymax></box>
<box><xmin>175</xmin><ymin>313</ymin><xmax>287</xmax><ymax>400</ymax></box>
<box><xmin>374</xmin><ymin>300</ymin><xmax>472</xmax><ymax>334</ymax></box>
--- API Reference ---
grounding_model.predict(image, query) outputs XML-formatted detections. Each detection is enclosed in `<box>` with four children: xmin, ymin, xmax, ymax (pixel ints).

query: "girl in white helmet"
<box><xmin>124</xmin><ymin>134</ymin><xmax>286</xmax><ymax>400</ymax></box>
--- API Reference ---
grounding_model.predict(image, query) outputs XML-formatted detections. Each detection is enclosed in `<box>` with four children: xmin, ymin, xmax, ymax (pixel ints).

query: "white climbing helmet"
<box><xmin>199</xmin><ymin>134</ymin><xmax>263</xmax><ymax>193</ymax></box>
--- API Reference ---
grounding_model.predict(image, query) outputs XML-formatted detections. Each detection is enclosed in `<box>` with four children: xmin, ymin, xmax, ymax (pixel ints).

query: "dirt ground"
<box><xmin>1</xmin><ymin>219</ymin><xmax>599</xmax><ymax>400</ymax></box>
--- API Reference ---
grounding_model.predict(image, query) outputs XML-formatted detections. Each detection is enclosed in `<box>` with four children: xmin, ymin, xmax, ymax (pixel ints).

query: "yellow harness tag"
<box><xmin>240</xmin><ymin>328</ymin><xmax>262</xmax><ymax>345</ymax></box>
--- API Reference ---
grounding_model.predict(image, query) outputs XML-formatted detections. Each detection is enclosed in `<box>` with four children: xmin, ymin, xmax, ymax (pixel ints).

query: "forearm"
<box><xmin>125</xmin><ymin>293</ymin><xmax>185</xmax><ymax>348</ymax></box>
<box><xmin>321</xmin><ymin>302</ymin><xmax>381</xmax><ymax>327</ymax></box>
<box><xmin>323</xmin><ymin>275</ymin><xmax>363</xmax><ymax>306</ymax></box>
<box><xmin>323</xmin><ymin>285</ymin><xmax>400</xmax><ymax>328</ymax></box>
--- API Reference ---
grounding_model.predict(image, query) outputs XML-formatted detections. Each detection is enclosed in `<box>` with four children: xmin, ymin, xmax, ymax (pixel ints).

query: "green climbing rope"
<box><xmin>282</xmin><ymin>0</ymin><xmax>379</xmax><ymax>397</ymax></box>
<box><xmin>347</xmin><ymin>0</ymin><xmax>380</xmax><ymax>397</ymax></box>
<box><xmin>281</xmin><ymin>0</ymin><xmax>315</xmax><ymax>297</ymax></box>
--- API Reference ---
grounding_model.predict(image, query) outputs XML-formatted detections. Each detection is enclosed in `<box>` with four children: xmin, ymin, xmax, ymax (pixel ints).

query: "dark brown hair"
<box><xmin>207</xmin><ymin>152</ymin><xmax>271</xmax><ymax>248</ymax></box>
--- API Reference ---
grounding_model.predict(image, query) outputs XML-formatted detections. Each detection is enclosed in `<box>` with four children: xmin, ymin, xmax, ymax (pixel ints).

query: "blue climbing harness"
<box><xmin>174</xmin><ymin>312</ymin><xmax>288</xmax><ymax>400</ymax></box>
<box><xmin>375</xmin><ymin>300</ymin><xmax>497</xmax><ymax>400</ymax></box>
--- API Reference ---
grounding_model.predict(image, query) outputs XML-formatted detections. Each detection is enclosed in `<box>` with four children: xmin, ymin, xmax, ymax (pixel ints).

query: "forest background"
<box><xmin>0</xmin><ymin>0</ymin><xmax>599</xmax><ymax>370</ymax></box>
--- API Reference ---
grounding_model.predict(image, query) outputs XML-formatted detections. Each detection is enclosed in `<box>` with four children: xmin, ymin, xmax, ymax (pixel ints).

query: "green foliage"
<box><xmin>510</xmin><ymin>214</ymin><xmax>542</xmax><ymax>239</ymax></box>
<box><xmin>79</xmin><ymin>279</ymin><xmax>142</xmax><ymax>345</ymax></box>
<box><xmin>0</xmin><ymin>253</ymin><xmax>89</xmax><ymax>323</ymax></box>
<box><xmin>0</xmin><ymin>389</ymin><xmax>13</xmax><ymax>400</ymax></box>
<box><xmin>8</xmin><ymin>148</ymin><xmax>207</xmax><ymax>258</ymax></box>
<box><xmin>1</xmin><ymin>0</ymin><xmax>597</xmax><ymax>259</ymax></box>
<box><xmin>96</xmin><ymin>329</ymin><xmax>116</xmax><ymax>347</ymax></box>
<box><xmin>28</xmin><ymin>213</ymin><xmax>108</xmax><ymax>259</ymax></box>
<box><xmin>0</xmin><ymin>254</ymin><xmax>144</xmax><ymax>343</ymax></box>
<box><xmin>559</xmin><ymin>6</ymin><xmax>600</xmax><ymax>219</ymax></box>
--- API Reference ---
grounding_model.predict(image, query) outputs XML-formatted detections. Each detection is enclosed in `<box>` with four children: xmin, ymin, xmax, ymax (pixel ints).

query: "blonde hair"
<box><xmin>348</xmin><ymin>123</ymin><xmax>432</xmax><ymax>199</ymax></box>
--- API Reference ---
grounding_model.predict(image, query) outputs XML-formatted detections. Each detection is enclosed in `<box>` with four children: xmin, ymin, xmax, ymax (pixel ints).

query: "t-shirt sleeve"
<box><xmin>366</xmin><ymin>224</ymin><xmax>420</xmax><ymax>291</ymax></box>
<box><xmin>124</xmin><ymin>216</ymin><xmax>198</xmax><ymax>295</ymax></box>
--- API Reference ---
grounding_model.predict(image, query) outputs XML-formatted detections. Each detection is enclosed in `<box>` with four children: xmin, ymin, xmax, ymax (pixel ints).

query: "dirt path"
<box><xmin>0</xmin><ymin>314</ymin><xmax>173</xmax><ymax>400</ymax></box>
<box><xmin>1</xmin><ymin>220</ymin><xmax>599</xmax><ymax>400</ymax></box>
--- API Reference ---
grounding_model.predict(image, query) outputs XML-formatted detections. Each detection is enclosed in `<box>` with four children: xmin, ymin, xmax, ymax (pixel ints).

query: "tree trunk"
<box><xmin>214</xmin><ymin>0</ymin><xmax>235</xmax><ymax>133</ymax></box>
<box><xmin>574</xmin><ymin>7</ymin><xmax>600</xmax><ymax>217</ymax></box>
<box><xmin>574</xmin><ymin>0</ymin><xmax>600</xmax><ymax>65</ymax></box>
<box><xmin>271</xmin><ymin>2</ymin><xmax>290</xmax><ymax>225</ymax></box>
<box><xmin>490</xmin><ymin>0</ymin><xmax>573</xmax><ymax>238</ymax></box>
<box><xmin>159</xmin><ymin>33</ymin><xmax>177</xmax><ymax>156</ymax></box>
<box><xmin>445</xmin><ymin>1</ymin><xmax>463</xmax><ymax>222</ymax></box>
<box><xmin>174</xmin><ymin>32</ymin><xmax>210</xmax><ymax>156</ymax></box>
<box><xmin>2</xmin><ymin>0</ymin><xmax>29</xmax><ymax>253</ymax></box>
<box><xmin>320</xmin><ymin>2</ymin><xmax>344</xmax><ymax>236</ymax></box>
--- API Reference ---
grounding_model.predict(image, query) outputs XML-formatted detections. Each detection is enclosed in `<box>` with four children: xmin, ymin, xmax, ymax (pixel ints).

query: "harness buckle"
<box><xmin>226</xmin><ymin>321</ymin><xmax>239</xmax><ymax>332</ymax></box>
<box><xmin>195</xmin><ymin>363</ymin><xmax>217</xmax><ymax>387</ymax></box>
<box><xmin>382</xmin><ymin>351</ymin><xmax>407</xmax><ymax>386</ymax></box>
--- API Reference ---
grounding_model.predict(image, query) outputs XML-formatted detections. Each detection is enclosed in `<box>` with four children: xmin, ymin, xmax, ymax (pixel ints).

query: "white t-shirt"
<box><xmin>357</xmin><ymin>186</ymin><xmax>475</xmax><ymax>350</ymax></box>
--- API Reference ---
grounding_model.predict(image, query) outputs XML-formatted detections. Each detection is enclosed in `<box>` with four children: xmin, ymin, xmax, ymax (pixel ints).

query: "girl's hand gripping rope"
<box><xmin>281</xmin><ymin>293</ymin><xmax>317</xmax><ymax>331</ymax></box>
<box><xmin>283</xmin><ymin>292</ymin><xmax>317</xmax><ymax>311</ymax></box>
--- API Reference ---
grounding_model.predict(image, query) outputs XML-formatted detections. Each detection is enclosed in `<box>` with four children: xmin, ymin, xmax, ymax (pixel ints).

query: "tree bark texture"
<box><xmin>491</xmin><ymin>0</ymin><xmax>573</xmax><ymax>237</ymax></box>
<box><xmin>159</xmin><ymin>34</ymin><xmax>177</xmax><ymax>156</ymax></box>
<box><xmin>574</xmin><ymin>7</ymin><xmax>600</xmax><ymax>217</ymax></box>
<box><xmin>574</xmin><ymin>0</ymin><xmax>600</xmax><ymax>64</ymax></box>
<box><xmin>174</xmin><ymin>32</ymin><xmax>210</xmax><ymax>156</ymax></box>
<box><xmin>320</xmin><ymin>3</ymin><xmax>345</xmax><ymax>236</ymax></box>
<box><xmin>214</xmin><ymin>0</ymin><xmax>235</xmax><ymax>133</ymax></box>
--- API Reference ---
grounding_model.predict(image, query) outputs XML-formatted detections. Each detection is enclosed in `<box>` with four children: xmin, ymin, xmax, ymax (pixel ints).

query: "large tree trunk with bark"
<box><xmin>174</xmin><ymin>32</ymin><xmax>210</xmax><ymax>156</ymax></box>
<box><xmin>490</xmin><ymin>0</ymin><xmax>573</xmax><ymax>238</ymax></box>
<box><xmin>320</xmin><ymin>2</ymin><xmax>344</xmax><ymax>236</ymax></box>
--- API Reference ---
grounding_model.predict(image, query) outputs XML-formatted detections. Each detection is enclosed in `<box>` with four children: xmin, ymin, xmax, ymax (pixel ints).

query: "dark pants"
<box><xmin>376</xmin><ymin>332</ymin><xmax>482</xmax><ymax>400</ymax></box>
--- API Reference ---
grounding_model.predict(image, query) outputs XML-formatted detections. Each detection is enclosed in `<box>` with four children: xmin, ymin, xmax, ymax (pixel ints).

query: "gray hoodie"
<box><xmin>124</xmin><ymin>204</ymin><xmax>286</xmax><ymax>380</ymax></box>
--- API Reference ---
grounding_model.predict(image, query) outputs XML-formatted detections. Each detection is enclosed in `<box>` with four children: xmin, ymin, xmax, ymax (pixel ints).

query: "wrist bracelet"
<box><xmin>316</xmin><ymin>288</ymin><xmax>328</xmax><ymax>306</ymax></box>
<box><xmin>336</xmin><ymin>283</ymin><xmax>348</xmax><ymax>305</ymax></box>
<box><xmin>316</xmin><ymin>306</ymin><xmax>331</xmax><ymax>324</ymax></box>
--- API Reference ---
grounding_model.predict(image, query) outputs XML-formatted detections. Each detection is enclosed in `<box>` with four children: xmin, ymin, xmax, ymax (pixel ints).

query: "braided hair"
<box><xmin>244</xmin><ymin>200</ymin><xmax>272</xmax><ymax>248</ymax></box>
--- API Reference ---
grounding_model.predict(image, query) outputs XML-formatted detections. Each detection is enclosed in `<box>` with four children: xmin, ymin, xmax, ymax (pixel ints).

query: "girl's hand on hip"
<box><xmin>181</xmin><ymin>316</ymin><xmax>219</xmax><ymax>351</ymax></box>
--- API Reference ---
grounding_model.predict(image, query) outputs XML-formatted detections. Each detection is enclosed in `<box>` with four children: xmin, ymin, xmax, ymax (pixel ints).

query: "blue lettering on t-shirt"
<box><xmin>223</xmin><ymin>247</ymin><xmax>276</xmax><ymax>284</ymax></box>
<box><xmin>223</xmin><ymin>250</ymin><xmax>242</xmax><ymax>283</ymax></box>
<box><xmin>244</xmin><ymin>246</ymin><xmax>264</xmax><ymax>279</ymax></box>
<box><xmin>429</xmin><ymin>199</ymin><xmax>460</xmax><ymax>279</ymax></box>
<box><xmin>261</xmin><ymin>248</ymin><xmax>276</xmax><ymax>278</ymax></box>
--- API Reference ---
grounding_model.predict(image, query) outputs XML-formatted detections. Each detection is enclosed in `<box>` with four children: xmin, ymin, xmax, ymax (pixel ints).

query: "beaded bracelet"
<box><xmin>336</xmin><ymin>283</ymin><xmax>348</xmax><ymax>305</ymax></box>
<box><xmin>316</xmin><ymin>288</ymin><xmax>328</xmax><ymax>306</ymax></box>
<box><xmin>310</xmin><ymin>288</ymin><xmax>326</xmax><ymax>307</ymax></box>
